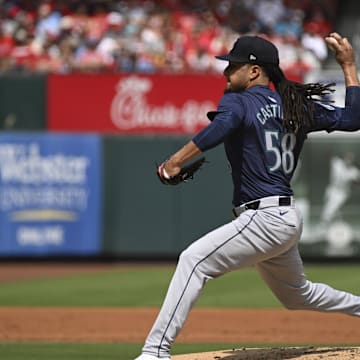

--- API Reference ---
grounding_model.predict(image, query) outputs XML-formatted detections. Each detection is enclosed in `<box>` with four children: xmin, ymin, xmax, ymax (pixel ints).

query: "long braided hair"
<box><xmin>263</xmin><ymin>64</ymin><xmax>335</xmax><ymax>134</ymax></box>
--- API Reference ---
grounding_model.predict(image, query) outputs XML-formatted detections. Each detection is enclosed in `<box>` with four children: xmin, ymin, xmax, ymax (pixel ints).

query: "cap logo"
<box><xmin>249</xmin><ymin>54</ymin><xmax>257</xmax><ymax>61</ymax></box>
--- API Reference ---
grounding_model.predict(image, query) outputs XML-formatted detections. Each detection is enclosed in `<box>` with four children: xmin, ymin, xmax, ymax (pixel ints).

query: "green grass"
<box><xmin>0</xmin><ymin>264</ymin><xmax>358</xmax><ymax>307</ymax></box>
<box><xmin>0</xmin><ymin>343</ymin><xmax>238</xmax><ymax>360</ymax></box>
<box><xmin>0</xmin><ymin>342</ymin><xmax>147</xmax><ymax>360</ymax></box>
<box><xmin>0</xmin><ymin>343</ymin><xmax>133</xmax><ymax>360</ymax></box>
<box><xmin>2</xmin><ymin>342</ymin><xmax>354</xmax><ymax>360</ymax></box>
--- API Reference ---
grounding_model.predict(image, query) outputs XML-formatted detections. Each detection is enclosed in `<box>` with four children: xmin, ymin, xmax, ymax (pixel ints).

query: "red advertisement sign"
<box><xmin>48</xmin><ymin>73</ymin><xmax>225</xmax><ymax>134</ymax></box>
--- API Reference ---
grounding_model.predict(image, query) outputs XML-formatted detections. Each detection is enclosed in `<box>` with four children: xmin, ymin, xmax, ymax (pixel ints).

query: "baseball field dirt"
<box><xmin>172</xmin><ymin>347</ymin><xmax>360</xmax><ymax>359</ymax></box>
<box><xmin>0</xmin><ymin>263</ymin><xmax>359</xmax><ymax>359</ymax></box>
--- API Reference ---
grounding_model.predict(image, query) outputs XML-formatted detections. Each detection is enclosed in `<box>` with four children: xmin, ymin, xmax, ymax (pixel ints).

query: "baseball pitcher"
<box><xmin>135</xmin><ymin>32</ymin><xmax>360</xmax><ymax>360</ymax></box>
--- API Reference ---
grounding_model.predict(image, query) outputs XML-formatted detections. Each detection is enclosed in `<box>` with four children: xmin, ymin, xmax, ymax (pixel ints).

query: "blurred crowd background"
<box><xmin>0</xmin><ymin>0</ymin><xmax>338</xmax><ymax>78</ymax></box>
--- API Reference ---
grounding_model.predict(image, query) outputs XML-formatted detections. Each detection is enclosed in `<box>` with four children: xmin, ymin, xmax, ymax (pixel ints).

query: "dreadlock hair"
<box><xmin>262</xmin><ymin>64</ymin><xmax>335</xmax><ymax>134</ymax></box>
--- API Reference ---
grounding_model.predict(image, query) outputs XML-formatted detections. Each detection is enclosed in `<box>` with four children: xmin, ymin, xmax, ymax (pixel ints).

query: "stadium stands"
<box><xmin>0</xmin><ymin>0</ymin><xmax>338</xmax><ymax>77</ymax></box>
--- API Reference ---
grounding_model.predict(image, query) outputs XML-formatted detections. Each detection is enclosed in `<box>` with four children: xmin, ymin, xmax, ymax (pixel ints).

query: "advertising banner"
<box><xmin>47</xmin><ymin>74</ymin><xmax>225</xmax><ymax>134</ymax></box>
<box><xmin>0</xmin><ymin>133</ymin><xmax>102</xmax><ymax>256</ymax></box>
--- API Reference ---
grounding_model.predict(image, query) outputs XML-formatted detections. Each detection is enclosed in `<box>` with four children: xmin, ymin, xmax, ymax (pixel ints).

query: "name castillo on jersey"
<box><xmin>256</xmin><ymin>96</ymin><xmax>282</xmax><ymax>125</ymax></box>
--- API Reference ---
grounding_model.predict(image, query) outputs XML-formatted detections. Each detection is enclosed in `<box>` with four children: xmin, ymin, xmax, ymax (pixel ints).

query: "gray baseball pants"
<box><xmin>141</xmin><ymin>201</ymin><xmax>360</xmax><ymax>358</ymax></box>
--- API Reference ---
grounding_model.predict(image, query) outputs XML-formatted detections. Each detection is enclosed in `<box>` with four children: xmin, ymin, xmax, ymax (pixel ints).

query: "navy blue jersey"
<box><xmin>193</xmin><ymin>85</ymin><xmax>360</xmax><ymax>206</ymax></box>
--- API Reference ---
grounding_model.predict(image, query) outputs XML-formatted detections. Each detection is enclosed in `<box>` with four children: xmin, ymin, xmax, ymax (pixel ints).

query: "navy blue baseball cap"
<box><xmin>216</xmin><ymin>35</ymin><xmax>279</xmax><ymax>65</ymax></box>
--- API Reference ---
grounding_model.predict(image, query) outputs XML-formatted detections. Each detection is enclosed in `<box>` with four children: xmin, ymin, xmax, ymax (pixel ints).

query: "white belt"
<box><xmin>232</xmin><ymin>196</ymin><xmax>294</xmax><ymax>217</ymax></box>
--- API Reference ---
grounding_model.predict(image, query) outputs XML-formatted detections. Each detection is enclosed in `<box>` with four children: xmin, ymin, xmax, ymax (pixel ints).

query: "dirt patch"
<box><xmin>172</xmin><ymin>347</ymin><xmax>360</xmax><ymax>359</ymax></box>
<box><xmin>0</xmin><ymin>308</ymin><xmax>359</xmax><ymax>344</ymax></box>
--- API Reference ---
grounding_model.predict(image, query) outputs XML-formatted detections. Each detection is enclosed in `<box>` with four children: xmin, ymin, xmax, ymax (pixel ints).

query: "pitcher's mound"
<box><xmin>172</xmin><ymin>347</ymin><xmax>360</xmax><ymax>359</ymax></box>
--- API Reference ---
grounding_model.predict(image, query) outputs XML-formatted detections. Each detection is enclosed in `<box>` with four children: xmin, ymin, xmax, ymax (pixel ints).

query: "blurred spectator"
<box><xmin>96</xmin><ymin>12</ymin><xmax>124</xmax><ymax>66</ymax></box>
<box><xmin>274</xmin><ymin>8</ymin><xmax>304</xmax><ymax>39</ymax></box>
<box><xmin>283</xmin><ymin>48</ymin><xmax>313</xmax><ymax>82</ymax></box>
<box><xmin>0</xmin><ymin>22</ymin><xmax>15</xmax><ymax>60</ymax></box>
<box><xmin>35</xmin><ymin>2</ymin><xmax>61</xmax><ymax>44</ymax></box>
<box><xmin>302</xmin><ymin>2</ymin><xmax>334</xmax><ymax>37</ymax></box>
<box><xmin>75</xmin><ymin>38</ymin><xmax>110</xmax><ymax>72</ymax></box>
<box><xmin>253</xmin><ymin>0</ymin><xmax>286</xmax><ymax>34</ymax></box>
<box><xmin>301</xmin><ymin>22</ymin><xmax>328</xmax><ymax>62</ymax></box>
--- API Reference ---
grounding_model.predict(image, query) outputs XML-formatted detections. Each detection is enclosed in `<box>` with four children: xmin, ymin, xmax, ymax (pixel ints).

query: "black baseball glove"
<box><xmin>156</xmin><ymin>157</ymin><xmax>206</xmax><ymax>185</ymax></box>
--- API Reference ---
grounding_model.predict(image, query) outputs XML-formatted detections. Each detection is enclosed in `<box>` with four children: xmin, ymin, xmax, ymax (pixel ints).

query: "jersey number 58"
<box><xmin>265</xmin><ymin>131</ymin><xmax>296</xmax><ymax>174</ymax></box>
